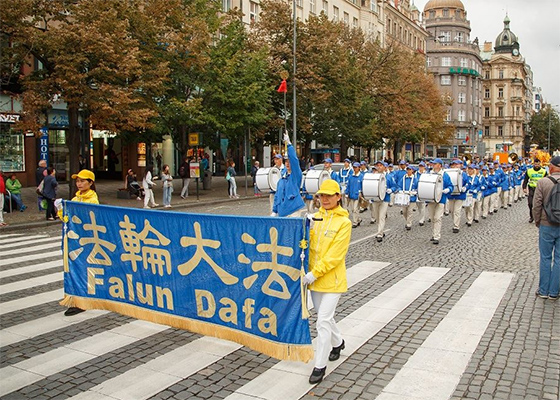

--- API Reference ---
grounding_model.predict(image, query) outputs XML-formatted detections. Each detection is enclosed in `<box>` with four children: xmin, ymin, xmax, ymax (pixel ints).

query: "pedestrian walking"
<box><xmin>36</xmin><ymin>159</ymin><xmax>47</xmax><ymax>211</ymax></box>
<box><xmin>302</xmin><ymin>179</ymin><xmax>352</xmax><ymax>384</ymax></box>
<box><xmin>226</xmin><ymin>159</ymin><xmax>239</xmax><ymax>199</ymax></box>
<box><xmin>0</xmin><ymin>169</ymin><xmax>6</xmax><ymax>227</ymax></box>
<box><xmin>178</xmin><ymin>157</ymin><xmax>191</xmax><ymax>199</ymax></box>
<box><xmin>142</xmin><ymin>164</ymin><xmax>159</xmax><ymax>208</ymax></box>
<box><xmin>251</xmin><ymin>160</ymin><xmax>261</xmax><ymax>196</ymax></box>
<box><xmin>62</xmin><ymin>169</ymin><xmax>99</xmax><ymax>316</ymax></box>
<box><xmin>532</xmin><ymin>156</ymin><xmax>560</xmax><ymax>300</ymax></box>
<box><xmin>6</xmin><ymin>173</ymin><xmax>27</xmax><ymax>211</ymax></box>
<box><xmin>42</xmin><ymin>167</ymin><xmax>58</xmax><ymax>221</ymax></box>
<box><xmin>161</xmin><ymin>164</ymin><xmax>173</xmax><ymax>208</ymax></box>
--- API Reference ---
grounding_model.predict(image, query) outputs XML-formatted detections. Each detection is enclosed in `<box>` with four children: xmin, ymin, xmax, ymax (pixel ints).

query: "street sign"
<box><xmin>188</xmin><ymin>133</ymin><xmax>199</xmax><ymax>146</ymax></box>
<box><xmin>190</xmin><ymin>162</ymin><xmax>200</xmax><ymax>178</ymax></box>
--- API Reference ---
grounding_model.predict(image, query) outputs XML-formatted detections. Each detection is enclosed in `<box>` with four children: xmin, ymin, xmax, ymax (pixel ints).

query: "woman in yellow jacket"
<box><xmin>61</xmin><ymin>169</ymin><xmax>99</xmax><ymax>316</ymax></box>
<box><xmin>302</xmin><ymin>179</ymin><xmax>352</xmax><ymax>384</ymax></box>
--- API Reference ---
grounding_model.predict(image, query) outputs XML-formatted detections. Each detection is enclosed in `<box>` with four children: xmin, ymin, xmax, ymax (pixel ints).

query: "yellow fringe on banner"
<box><xmin>63</xmin><ymin>233</ymin><xmax>69</xmax><ymax>273</ymax></box>
<box><xmin>59</xmin><ymin>295</ymin><xmax>314</xmax><ymax>363</ymax></box>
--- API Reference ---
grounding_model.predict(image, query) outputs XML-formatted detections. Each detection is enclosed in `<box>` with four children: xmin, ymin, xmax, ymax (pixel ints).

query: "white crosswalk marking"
<box><xmin>225</xmin><ymin>267</ymin><xmax>450</xmax><ymax>400</ymax></box>
<box><xmin>0</xmin><ymin>272</ymin><xmax>62</xmax><ymax>294</ymax></box>
<box><xmin>376</xmin><ymin>271</ymin><xmax>514</xmax><ymax>400</ymax></box>
<box><xmin>0</xmin><ymin>320</ymin><xmax>170</xmax><ymax>396</ymax></box>
<box><xmin>0</xmin><ymin>234</ymin><xmax>26</xmax><ymax>242</ymax></box>
<box><xmin>0</xmin><ymin>260</ymin><xmax>61</xmax><ymax>279</ymax></box>
<box><xmin>0</xmin><ymin>235</ymin><xmax>51</xmax><ymax>246</ymax></box>
<box><xmin>0</xmin><ymin>250</ymin><xmax>61</xmax><ymax>267</ymax></box>
<box><xmin>0</xmin><ymin>289</ymin><xmax>63</xmax><ymax>315</ymax></box>
<box><xmin>0</xmin><ymin>241</ymin><xmax>61</xmax><ymax>257</ymax></box>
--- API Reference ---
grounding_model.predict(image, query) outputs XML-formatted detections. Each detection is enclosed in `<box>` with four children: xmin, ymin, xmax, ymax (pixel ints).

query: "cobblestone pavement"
<box><xmin>0</xmin><ymin>195</ymin><xmax>558</xmax><ymax>400</ymax></box>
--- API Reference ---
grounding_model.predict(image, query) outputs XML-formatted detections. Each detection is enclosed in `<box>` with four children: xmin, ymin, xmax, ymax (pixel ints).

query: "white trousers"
<box><xmin>180</xmin><ymin>178</ymin><xmax>190</xmax><ymax>197</ymax></box>
<box><xmin>402</xmin><ymin>204</ymin><xmax>414</xmax><ymax>227</ymax></box>
<box><xmin>269</xmin><ymin>193</ymin><xmax>275</xmax><ymax>213</ymax></box>
<box><xmin>310</xmin><ymin>291</ymin><xmax>342</xmax><ymax>369</ymax></box>
<box><xmin>473</xmin><ymin>199</ymin><xmax>482</xmax><ymax>221</ymax></box>
<box><xmin>427</xmin><ymin>202</ymin><xmax>445</xmax><ymax>240</ymax></box>
<box><xmin>482</xmin><ymin>196</ymin><xmax>492</xmax><ymax>217</ymax></box>
<box><xmin>491</xmin><ymin>192</ymin><xmax>499</xmax><ymax>211</ymax></box>
<box><xmin>347</xmin><ymin>199</ymin><xmax>361</xmax><ymax>225</ymax></box>
<box><xmin>417</xmin><ymin>201</ymin><xmax>426</xmax><ymax>224</ymax></box>
<box><xmin>448</xmin><ymin>199</ymin><xmax>463</xmax><ymax>229</ymax></box>
<box><xmin>371</xmin><ymin>201</ymin><xmax>389</xmax><ymax>237</ymax></box>
<box><xmin>0</xmin><ymin>193</ymin><xmax>4</xmax><ymax>223</ymax></box>
<box><xmin>500</xmin><ymin>189</ymin><xmax>509</xmax><ymax>208</ymax></box>
<box><xmin>143</xmin><ymin>188</ymin><xmax>156</xmax><ymax>207</ymax></box>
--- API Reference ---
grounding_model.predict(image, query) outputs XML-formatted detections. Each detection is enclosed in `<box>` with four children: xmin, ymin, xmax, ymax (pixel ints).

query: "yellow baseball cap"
<box><xmin>71</xmin><ymin>169</ymin><xmax>95</xmax><ymax>181</ymax></box>
<box><xmin>316</xmin><ymin>179</ymin><xmax>341</xmax><ymax>195</ymax></box>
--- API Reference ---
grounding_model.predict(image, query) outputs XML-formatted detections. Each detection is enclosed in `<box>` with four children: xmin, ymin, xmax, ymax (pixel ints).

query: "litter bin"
<box><xmin>203</xmin><ymin>170</ymin><xmax>212</xmax><ymax>190</ymax></box>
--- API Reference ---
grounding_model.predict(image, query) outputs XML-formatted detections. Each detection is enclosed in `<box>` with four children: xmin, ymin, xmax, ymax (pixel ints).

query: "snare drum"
<box><xmin>305</xmin><ymin>169</ymin><xmax>330</xmax><ymax>194</ymax></box>
<box><xmin>443</xmin><ymin>169</ymin><xmax>463</xmax><ymax>195</ymax></box>
<box><xmin>417</xmin><ymin>174</ymin><xmax>443</xmax><ymax>203</ymax></box>
<box><xmin>463</xmin><ymin>193</ymin><xmax>474</xmax><ymax>208</ymax></box>
<box><xmin>362</xmin><ymin>173</ymin><xmax>387</xmax><ymax>202</ymax></box>
<box><xmin>255</xmin><ymin>167</ymin><xmax>281</xmax><ymax>193</ymax></box>
<box><xmin>394</xmin><ymin>192</ymin><xmax>411</xmax><ymax>207</ymax></box>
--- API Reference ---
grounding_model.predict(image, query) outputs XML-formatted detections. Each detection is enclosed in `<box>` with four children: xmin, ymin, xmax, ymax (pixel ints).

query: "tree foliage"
<box><xmin>529</xmin><ymin>106</ymin><xmax>560</xmax><ymax>152</ymax></box>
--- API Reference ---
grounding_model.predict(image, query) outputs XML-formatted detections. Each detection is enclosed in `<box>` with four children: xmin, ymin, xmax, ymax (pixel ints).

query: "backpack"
<box><xmin>544</xmin><ymin>176</ymin><xmax>560</xmax><ymax>224</ymax></box>
<box><xmin>179</xmin><ymin>166</ymin><xmax>186</xmax><ymax>178</ymax></box>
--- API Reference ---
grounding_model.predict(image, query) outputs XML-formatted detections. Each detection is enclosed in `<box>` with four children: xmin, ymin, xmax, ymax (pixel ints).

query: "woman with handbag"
<box><xmin>161</xmin><ymin>164</ymin><xmax>173</xmax><ymax>208</ymax></box>
<box><xmin>43</xmin><ymin>167</ymin><xmax>58</xmax><ymax>221</ymax></box>
<box><xmin>142</xmin><ymin>164</ymin><xmax>159</xmax><ymax>209</ymax></box>
<box><xmin>226</xmin><ymin>159</ymin><xmax>238</xmax><ymax>199</ymax></box>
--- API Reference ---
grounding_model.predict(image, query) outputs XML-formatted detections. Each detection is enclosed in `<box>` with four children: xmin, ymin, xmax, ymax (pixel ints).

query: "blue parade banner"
<box><xmin>61</xmin><ymin>202</ymin><xmax>313</xmax><ymax>362</ymax></box>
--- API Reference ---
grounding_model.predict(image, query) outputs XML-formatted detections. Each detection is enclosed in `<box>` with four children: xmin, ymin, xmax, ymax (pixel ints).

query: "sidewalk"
<box><xmin>1</xmin><ymin>174</ymin><xmax>260</xmax><ymax>231</ymax></box>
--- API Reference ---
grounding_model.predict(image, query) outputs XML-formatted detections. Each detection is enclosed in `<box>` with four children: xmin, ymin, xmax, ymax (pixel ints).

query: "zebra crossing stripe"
<box><xmin>0</xmin><ymin>241</ymin><xmax>61</xmax><ymax>257</ymax></box>
<box><xmin>376</xmin><ymin>271</ymin><xmax>514</xmax><ymax>400</ymax></box>
<box><xmin>0</xmin><ymin>289</ymin><xmax>63</xmax><ymax>315</ymax></box>
<box><xmin>0</xmin><ymin>320</ymin><xmax>170</xmax><ymax>397</ymax></box>
<box><xmin>224</xmin><ymin>267</ymin><xmax>450</xmax><ymax>400</ymax></box>
<box><xmin>0</xmin><ymin>272</ymin><xmax>62</xmax><ymax>295</ymax></box>
<box><xmin>0</xmin><ymin>250</ymin><xmax>61</xmax><ymax>267</ymax></box>
<box><xmin>1</xmin><ymin>310</ymin><xmax>110</xmax><ymax>347</ymax></box>
<box><xmin>0</xmin><ymin>260</ymin><xmax>62</xmax><ymax>279</ymax></box>
<box><xmin>0</xmin><ymin>235</ymin><xmax>60</xmax><ymax>249</ymax></box>
<box><xmin>0</xmin><ymin>234</ymin><xmax>26</xmax><ymax>242</ymax></box>
<box><xmin>61</xmin><ymin>261</ymin><xmax>390</xmax><ymax>400</ymax></box>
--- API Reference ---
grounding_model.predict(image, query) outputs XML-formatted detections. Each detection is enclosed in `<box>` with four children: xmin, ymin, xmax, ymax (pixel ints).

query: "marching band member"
<box><xmin>464</xmin><ymin>164</ymin><xmax>481</xmax><ymax>226</ymax></box>
<box><xmin>480</xmin><ymin>166</ymin><xmax>492</xmax><ymax>219</ymax></box>
<box><xmin>415</xmin><ymin>162</ymin><xmax>428</xmax><ymax>226</ymax></box>
<box><xmin>323</xmin><ymin>158</ymin><xmax>339</xmax><ymax>182</ymax></box>
<box><xmin>338</xmin><ymin>158</ymin><xmax>352</xmax><ymax>208</ymax></box>
<box><xmin>387</xmin><ymin>163</ymin><xmax>396</xmax><ymax>207</ymax></box>
<box><xmin>493</xmin><ymin>161</ymin><xmax>504</xmax><ymax>212</ymax></box>
<box><xmin>269</xmin><ymin>154</ymin><xmax>284</xmax><ymax>213</ymax></box>
<box><xmin>394</xmin><ymin>160</ymin><xmax>407</xmax><ymax>185</ymax></box>
<box><xmin>371</xmin><ymin>161</ymin><xmax>396</xmax><ymax>242</ymax></box>
<box><xmin>346</xmin><ymin>162</ymin><xmax>364</xmax><ymax>228</ymax></box>
<box><xmin>499</xmin><ymin>163</ymin><xmax>511</xmax><ymax>209</ymax></box>
<box><xmin>271</xmin><ymin>133</ymin><xmax>305</xmax><ymax>217</ymax></box>
<box><xmin>488</xmin><ymin>164</ymin><xmax>499</xmax><ymax>214</ymax></box>
<box><xmin>396</xmin><ymin>165</ymin><xmax>418</xmax><ymax>230</ymax></box>
<box><xmin>447</xmin><ymin>159</ymin><xmax>469</xmax><ymax>233</ymax></box>
<box><xmin>472</xmin><ymin>164</ymin><xmax>483</xmax><ymax>223</ymax></box>
<box><xmin>427</xmin><ymin>158</ymin><xmax>453</xmax><ymax>245</ymax></box>
<box><xmin>513</xmin><ymin>164</ymin><xmax>523</xmax><ymax>202</ymax></box>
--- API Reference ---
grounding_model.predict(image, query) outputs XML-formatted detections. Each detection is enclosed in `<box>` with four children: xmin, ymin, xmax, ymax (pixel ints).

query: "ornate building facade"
<box><xmin>423</xmin><ymin>0</ymin><xmax>483</xmax><ymax>158</ymax></box>
<box><xmin>480</xmin><ymin>16</ymin><xmax>533</xmax><ymax>156</ymax></box>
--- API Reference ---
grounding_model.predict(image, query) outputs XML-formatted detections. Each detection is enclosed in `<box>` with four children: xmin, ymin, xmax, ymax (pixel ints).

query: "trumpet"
<box><xmin>509</xmin><ymin>153</ymin><xmax>519</xmax><ymax>163</ymax></box>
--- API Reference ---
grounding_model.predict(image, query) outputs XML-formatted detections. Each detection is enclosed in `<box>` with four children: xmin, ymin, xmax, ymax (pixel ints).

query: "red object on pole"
<box><xmin>277</xmin><ymin>79</ymin><xmax>287</xmax><ymax>93</ymax></box>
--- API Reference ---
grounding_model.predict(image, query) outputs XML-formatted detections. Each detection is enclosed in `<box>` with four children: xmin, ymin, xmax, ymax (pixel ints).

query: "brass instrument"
<box><xmin>462</xmin><ymin>153</ymin><xmax>473</xmax><ymax>163</ymax></box>
<box><xmin>509</xmin><ymin>153</ymin><xmax>519</xmax><ymax>163</ymax></box>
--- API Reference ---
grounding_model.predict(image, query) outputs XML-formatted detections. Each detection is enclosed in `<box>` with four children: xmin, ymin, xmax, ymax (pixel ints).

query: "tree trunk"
<box><xmin>66</xmin><ymin>104</ymin><xmax>81</xmax><ymax>199</ymax></box>
<box><xmin>340</xmin><ymin>136</ymin><xmax>348</xmax><ymax>160</ymax></box>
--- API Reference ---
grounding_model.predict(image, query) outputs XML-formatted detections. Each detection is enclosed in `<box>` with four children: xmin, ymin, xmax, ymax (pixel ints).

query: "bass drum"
<box><xmin>255</xmin><ymin>167</ymin><xmax>281</xmax><ymax>193</ymax></box>
<box><xmin>417</xmin><ymin>174</ymin><xmax>443</xmax><ymax>203</ymax></box>
<box><xmin>443</xmin><ymin>169</ymin><xmax>463</xmax><ymax>195</ymax></box>
<box><xmin>362</xmin><ymin>173</ymin><xmax>386</xmax><ymax>202</ymax></box>
<box><xmin>305</xmin><ymin>169</ymin><xmax>330</xmax><ymax>194</ymax></box>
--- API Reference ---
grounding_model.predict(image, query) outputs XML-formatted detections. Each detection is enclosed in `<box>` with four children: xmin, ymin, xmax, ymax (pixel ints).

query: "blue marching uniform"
<box><xmin>272</xmin><ymin>144</ymin><xmax>305</xmax><ymax>217</ymax></box>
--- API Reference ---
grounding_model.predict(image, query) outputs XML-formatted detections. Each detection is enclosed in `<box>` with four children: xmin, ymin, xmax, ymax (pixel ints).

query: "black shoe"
<box><xmin>419</xmin><ymin>222</ymin><xmax>424</xmax><ymax>226</ymax></box>
<box><xmin>309</xmin><ymin>367</ymin><xmax>326</xmax><ymax>384</ymax></box>
<box><xmin>482</xmin><ymin>216</ymin><xmax>487</xmax><ymax>219</ymax></box>
<box><xmin>405</xmin><ymin>226</ymin><xmax>411</xmax><ymax>231</ymax></box>
<box><xmin>352</xmin><ymin>224</ymin><xmax>358</xmax><ymax>229</ymax></box>
<box><xmin>376</xmin><ymin>236</ymin><xmax>383</xmax><ymax>243</ymax></box>
<box><xmin>64</xmin><ymin>307</ymin><xmax>85</xmax><ymax>316</ymax></box>
<box><xmin>453</xmin><ymin>228</ymin><xmax>459</xmax><ymax>233</ymax></box>
<box><xmin>370</xmin><ymin>220</ymin><xmax>376</xmax><ymax>225</ymax></box>
<box><xmin>329</xmin><ymin>340</ymin><xmax>345</xmax><ymax>361</ymax></box>
<box><xmin>488</xmin><ymin>212</ymin><xmax>493</xmax><ymax>215</ymax></box>
<box><xmin>529</xmin><ymin>218</ymin><xmax>534</xmax><ymax>223</ymax></box>
<box><xmin>444</xmin><ymin>212</ymin><xmax>449</xmax><ymax>216</ymax></box>
<box><xmin>474</xmin><ymin>219</ymin><xmax>479</xmax><ymax>223</ymax></box>
<box><xmin>466</xmin><ymin>223</ymin><xmax>472</xmax><ymax>227</ymax></box>
<box><xmin>432</xmin><ymin>239</ymin><xmax>439</xmax><ymax>245</ymax></box>
<box><xmin>430</xmin><ymin>237</ymin><xmax>435</xmax><ymax>242</ymax></box>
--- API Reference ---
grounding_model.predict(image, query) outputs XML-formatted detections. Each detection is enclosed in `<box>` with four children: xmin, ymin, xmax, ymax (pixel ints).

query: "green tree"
<box><xmin>529</xmin><ymin>106</ymin><xmax>560</xmax><ymax>152</ymax></box>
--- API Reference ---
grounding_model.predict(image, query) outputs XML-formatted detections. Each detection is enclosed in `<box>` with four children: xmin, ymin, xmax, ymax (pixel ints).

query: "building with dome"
<box><xmin>480</xmin><ymin>16</ymin><xmax>533</xmax><ymax>157</ymax></box>
<box><xmin>422</xmin><ymin>0</ymin><xmax>483</xmax><ymax>158</ymax></box>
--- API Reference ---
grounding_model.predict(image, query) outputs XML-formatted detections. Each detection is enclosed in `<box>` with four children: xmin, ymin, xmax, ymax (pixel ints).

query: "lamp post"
<box><xmin>292</xmin><ymin>0</ymin><xmax>297</xmax><ymax>146</ymax></box>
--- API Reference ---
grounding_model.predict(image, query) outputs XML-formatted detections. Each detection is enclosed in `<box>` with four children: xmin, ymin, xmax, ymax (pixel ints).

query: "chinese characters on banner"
<box><xmin>61</xmin><ymin>202</ymin><xmax>313</xmax><ymax>362</ymax></box>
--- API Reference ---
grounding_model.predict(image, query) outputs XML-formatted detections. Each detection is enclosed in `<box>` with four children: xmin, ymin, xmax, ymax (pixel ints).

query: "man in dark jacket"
<box><xmin>36</xmin><ymin>159</ymin><xmax>47</xmax><ymax>211</ymax></box>
<box><xmin>178</xmin><ymin>157</ymin><xmax>191</xmax><ymax>199</ymax></box>
<box><xmin>533</xmin><ymin>156</ymin><xmax>560</xmax><ymax>300</ymax></box>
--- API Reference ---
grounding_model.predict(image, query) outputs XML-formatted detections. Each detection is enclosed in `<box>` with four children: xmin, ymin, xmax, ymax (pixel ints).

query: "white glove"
<box><xmin>54</xmin><ymin>198</ymin><xmax>63</xmax><ymax>211</ymax></box>
<box><xmin>473</xmin><ymin>190</ymin><xmax>478</xmax><ymax>194</ymax></box>
<box><xmin>443</xmin><ymin>188</ymin><xmax>450</xmax><ymax>194</ymax></box>
<box><xmin>302</xmin><ymin>271</ymin><xmax>317</xmax><ymax>285</ymax></box>
<box><xmin>461</xmin><ymin>186</ymin><xmax>467</xmax><ymax>193</ymax></box>
<box><xmin>386</xmin><ymin>189</ymin><xmax>393</xmax><ymax>194</ymax></box>
<box><xmin>270</xmin><ymin>212</ymin><xmax>278</xmax><ymax>217</ymax></box>
<box><xmin>283</xmin><ymin>132</ymin><xmax>291</xmax><ymax>145</ymax></box>
<box><xmin>410</xmin><ymin>190</ymin><xmax>417</xmax><ymax>195</ymax></box>
<box><xmin>481</xmin><ymin>186</ymin><xmax>486</xmax><ymax>190</ymax></box>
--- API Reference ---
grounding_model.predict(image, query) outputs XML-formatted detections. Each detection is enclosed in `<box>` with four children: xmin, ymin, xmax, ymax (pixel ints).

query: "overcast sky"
<box><xmin>414</xmin><ymin>0</ymin><xmax>560</xmax><ymax>108</ymax></box>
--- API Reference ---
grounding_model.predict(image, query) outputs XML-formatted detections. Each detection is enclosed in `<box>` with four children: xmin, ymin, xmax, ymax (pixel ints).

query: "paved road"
<box><xmin>0</xmin><ymin>198</ymin><xmax>558</xmax><ymax>400</ymax></box>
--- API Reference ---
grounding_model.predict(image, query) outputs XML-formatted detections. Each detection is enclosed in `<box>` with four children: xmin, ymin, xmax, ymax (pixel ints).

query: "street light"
<box><xmin>547</xmin><ymin>104</ymin><xmax>559</xmax><ymax>154</ymax></box>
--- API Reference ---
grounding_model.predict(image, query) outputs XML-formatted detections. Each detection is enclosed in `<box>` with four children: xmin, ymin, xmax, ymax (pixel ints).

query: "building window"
<box><xmin>484</xmin><ymin>107</ymin><xmax>490</xmax><ymax>117</ymax></box>
<box><xmin>442</xmin><ymin>8</ymin><xmax>449</xmax><ymax>17</ymax></box>
<box><xmin>322</xmin><ymin>0</ymin><xmax>328</xmax><ymax>15</ymax></box>
<box><xmin>445</xmin><ymin>109</ymin><xmax>452</xmax><ymax>121</ymax></box>
<box><xmin>498</xmin><ymin>106</ymin><xmax>504</xmax><ymax>117</ymax></box>
<box><xmin>0</xmin><ymin>125</ymin><xmax>25</xmax><ymax>172</ymax></box>
<box><xmin>429</xmin><ymin>10</ymin><xmax>435</xmax><ymax>18</ymax></box>
<box><xmin>484</xmin><ymin>88</ymin><xmax>490</xmax><ymax>98</ymax></box>
<box><xmin>516</xmin><ymin>106</ymin><xmax>520</xmax><ymax>116</ymax></box>
<box><xmin>441</xmin><ymin>57</ymin><xmax>451</xmax><ymax>66</ymax></box>
<box><xmin>442</xmin><ymin>31</ymin><xmax>451</xmax><ymax>42</ymax></box>
<box><xmin>353</xmin><ymin>17</ymin><xmax>358</xmax><ymax>28</ymax></box>
<box><xmin>484</xmin><ymin>126</ymin><xmax>490</xmax><ymax>136</ymax></box>
<box><xmin>498</xmin><ymin>126</ymin><xmax>503</xmax><ymax>136</ymax></box>
<box><xmin>458</xmin><ymin>92</ymin><xmax>466</xmax><ymax>103</ymax></box>
<box><xmin>297</xmin><ymin>0</ymin><xmax>303</xmax><ymax>7</ymax></box>
<box><xmin>427</xmin><ymin>57</ymin><xmax>431</xmax><ymax>67</ymax></box>
<box><xmin>516</xmin><ymin>126</ymin><xmax>520</xmax><ymax>136</ymax></box>
<box><xmin>370</xmin><ymin>0</ymin><xmax>377</xmax><ymax>12</ymax></box>
<box><xmin>343</xmin><ymin>11</ymin><xmax>349</xmax><ymax>25</ymax></box>
<box><xmin>441</xmin><ymin>75</ymin><xmax>451</xmax><ymax>85</ymax></box>
<box><xmin>460</xmin><ymin>58</ymin><xmax>468</xmax><ymax>67</ymax></box>
<box><xmin>498</xmin><ymin>87</ymin><xmax>503</xmax><ymax>98</ymax></box>
<box><xmin>333</xmin><ymin>6</ymin><xmax>339</xmax><ymax>21</ymax></box>
<box><xmin>458</xmin><ymin>110</ymin><xmax>466</xmax><ymax>122</ymax></box>
<box><xmin>458</xmin><ymin>76</ymin><xmax>466</xmax><ymax>86</ymax></box>
<box><xmin>456</xmin><ymin>32</ymin><xmax>464</xmax><ymax>42</ymax></box>
<box><xmin>484</xmin><ymin>70</ymin><xmax>490</xmax><ymax>79</ymax></box>
<box><xmin>310</xmin><ymin>0</ymin><xmax>316</xmax><ymax>14</ymax></box>
<box><xmin>222</xmin><ymin>0</ymin><xmax>231</xmax><ymax>11</ymax></box>
<box><xmin>249</xmin><ymin>1</ymin><xmax>259</xmax><ymax>22</ymax></box>
<box><xmin>499</xmin><ymin>70</ymin><xmax>504</xmax><ymax>79</ymax></box>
